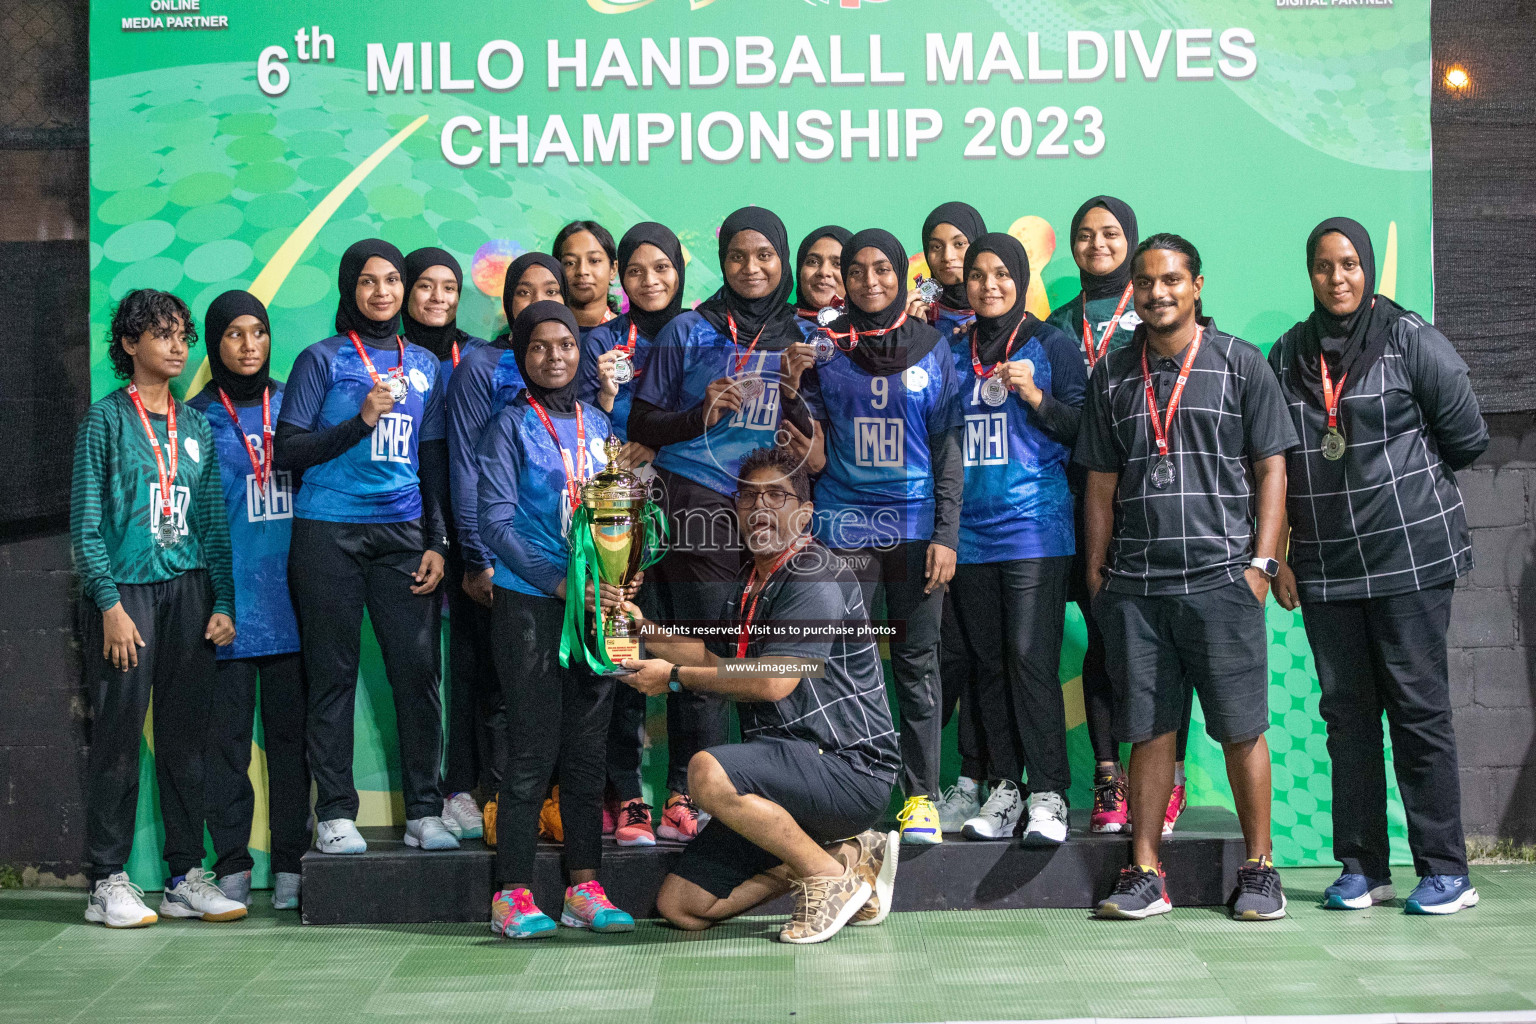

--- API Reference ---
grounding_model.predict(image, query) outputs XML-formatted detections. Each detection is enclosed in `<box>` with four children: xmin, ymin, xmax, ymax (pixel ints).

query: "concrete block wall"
<box><xmin>1451</xmin><ymin>412</ymin><xmax>1536</xmax><ymax>842</ymax></box>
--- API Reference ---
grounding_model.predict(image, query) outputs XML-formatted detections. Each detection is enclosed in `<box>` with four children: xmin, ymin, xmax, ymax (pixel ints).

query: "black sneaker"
<box><xmin>1228</xmin><ymin>856</ymin><xmax>1287</xmax><ymax>920</ymax></box>
<box><xmin>1095</xmin><ymin>864</ymin><xmax>1171</xmax><ymax>920</ymax></box>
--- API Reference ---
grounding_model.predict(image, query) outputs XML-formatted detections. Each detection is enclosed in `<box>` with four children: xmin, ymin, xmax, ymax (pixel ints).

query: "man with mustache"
<box><xmin>1076</xmin><ymin>235</ymin><xmax>1298</xmax><ymax>922</ymax></box>
<box><xmin>617</xmin><ymin>447</ymin><xmax>900</xmax><ymax>945</ymax></box>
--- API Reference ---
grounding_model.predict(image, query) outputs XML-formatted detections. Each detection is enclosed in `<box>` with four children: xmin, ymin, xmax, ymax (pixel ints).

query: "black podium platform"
<box><xmin>300</xmin><ymin>806</ymin><xmax>1247</xmax><ymax>925</ymax></box>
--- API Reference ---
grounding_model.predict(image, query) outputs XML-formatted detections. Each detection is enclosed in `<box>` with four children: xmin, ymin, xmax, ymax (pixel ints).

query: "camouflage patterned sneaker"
<box><xmin>779</xmin><ymin>866</ymin><xmax>871</xmax><ymax>945</ymax></box>
<box><xmin>849</xmin><ymin>830</ymin><xmax>900</xmax><ymax>927</ymax></box>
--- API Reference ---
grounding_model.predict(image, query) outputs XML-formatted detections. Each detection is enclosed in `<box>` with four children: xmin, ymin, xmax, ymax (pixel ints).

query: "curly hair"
<box><xmin>107</xmin><ymin>289</ymin><xmax>197</xmax><ymax>380</ymax></box>
<box><xmin>738</xmin><ymin>446</ymin><xmax>812</xmax><ymax>503</ymax></box>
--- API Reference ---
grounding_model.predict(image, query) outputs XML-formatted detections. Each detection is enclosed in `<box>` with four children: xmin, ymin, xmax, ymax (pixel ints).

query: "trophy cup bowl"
<box><xmin>581</xmin><ymin>436</ymin><xmax>651</xmax><ymax>674</ymax></box>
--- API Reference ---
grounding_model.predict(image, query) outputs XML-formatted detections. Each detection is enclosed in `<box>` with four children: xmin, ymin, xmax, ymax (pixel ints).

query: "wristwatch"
<box><xmin>667</xmin><ymin>664</ymin><xmax>683</xmax><ymax>693</ymax></box>
<box><xmin>1249</xmin><ymin>557</ymin><xmax>1281</xmax><ymax>579</ymax></box>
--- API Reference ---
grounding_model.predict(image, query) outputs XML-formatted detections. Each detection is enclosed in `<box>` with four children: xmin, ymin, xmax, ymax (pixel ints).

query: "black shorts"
<box><xmin>1095</xmin><ymin>577</ymin><xmax>1271</xmax><ymax>745</ymax></box>
<box><xmin>671</xmin><ymin>738</ymin><xmax>893</xmax><ymax>900</ymax></box>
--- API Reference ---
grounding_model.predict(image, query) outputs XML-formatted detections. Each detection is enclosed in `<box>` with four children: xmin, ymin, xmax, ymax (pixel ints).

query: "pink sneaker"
<box><xmin>614</xmin><ymin>798</ymin><xmax>656</xmax><ymax>847</ymax></box>
<box><xmin>561</xmin><ymin>881</ymin><xmax>635</xmax><ymax>933</ymax></box>
<box><xmin>1163</xmin><ymin>783</ymin><xmax>1187</xmax><ymax>835</ymax></box>
<box><xmin>1090</xmin><ymin>769</ymin><xmax>1130</xmax><ymax>834</ymax></box>
<box><xmin>656</xmin><ymin>793</ymin><xmax>701</xmax><ymax>842</ymax></box>
<box><xmin>491</xmin><ymin>888</ymin><xmax>556</xmax><ymax>939</ymax></box>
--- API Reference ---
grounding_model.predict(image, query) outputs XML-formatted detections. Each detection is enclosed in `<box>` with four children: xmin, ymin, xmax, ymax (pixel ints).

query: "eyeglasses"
<box><xmin>734</xmin><ymin>488</ymin><xmax>799</xmax><ymax>510</ymax></box>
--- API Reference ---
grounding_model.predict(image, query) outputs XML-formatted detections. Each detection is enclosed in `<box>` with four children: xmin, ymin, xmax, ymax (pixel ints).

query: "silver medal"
<box><xmin>387</xmin><ymin>373</ymin><xmax>409</xmax><ymax>403</ymax></box>
<box><xmin>611</xmin><ymin>353</ymin><xmax>634</xmax><ymax>385</ymax></box>
<box><xmin>980</xmin><ymin>376</ymin><xmax>1008</xmax><ymax>407</ymax></box>
<box><xmin>813</xmin><ymin>335</ymin><xmax>836</xmax><ymax>363</ymax></box>
<box><xmin>1321</xmin><ymin>427</ymin><xmax>1346</xmax><ymax>461</ymax></box>
<box><xmin>737</xmin><ymin>372</ymin><xmax>764</xmax><ymax>402</ymax></box>
<box><xmin>815</xmin><ymin>305</ymin><xmax>841</xmax><ymax>327</ymax></box>
<box><xmin>156</xmin><ymin>519</ymin><xmax>180</xmax><ymax>546</ymax></box>
<box><xmin>1150</xmin><ymin>457</ymin><xmax>1176</xmax><ymax>489</ymax></box>
<box><xmin>916</xmin><ymin>277</ymin><xmax>942</xmax><ymax>304</ymax></box>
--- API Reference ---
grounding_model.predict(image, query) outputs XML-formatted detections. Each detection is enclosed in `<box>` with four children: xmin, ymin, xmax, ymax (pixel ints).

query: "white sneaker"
<box><xmin>961</xmin><ymin>779</ymin><xmax>1024</xmax><ymax>840</ymax></box>
<box><xmin>937</xmin><ymin>777</ymin><xmax>982</xmax><ymax>833</ymax></box>
<box><xmin>160</xmin><ymin>868</ymin><xmax>248</xmax><ymax>922</ymax></box>
<box><xmin>405</xmin><ymin>815</ymin><xmax>461</xmax><ymax>851</ymax></box>
<box><xmin>1022</xmin><ymin>790</ymin><xmax>1069</xmax><ymax>847</ymax></box>
<box><xmin>316</xmin><ymin>818</ymin><xmax>367</xmax><ymax>855</ymax></box>
<box><xmin>84</xmin><ymin>872</ymin><xmax>157</xmax><ymax>929</ymax></box>
<box><xmin>441</xmin><ymin>792</ymin><xmax>484</xmax><ymax>839</ymax></box>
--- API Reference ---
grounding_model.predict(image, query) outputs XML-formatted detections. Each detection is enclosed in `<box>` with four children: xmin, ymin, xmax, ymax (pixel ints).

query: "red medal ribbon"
<box><xmin>126</xmin><ymin>384</ymin><xmax>179</xmax><ymax>530</ymax></box>
<box><xmin>1139</xmin><ymin>325</ymin><xmax>1205</xmax><ymax>461</ymax></box>
<box><xmin>526</xmin><ymin>395</ymin><xmax>587</xmax><ymax>511</ymax></box>
<box><xmin>216</xmin><ymin>386</ymin><xmax>273</xmax><ymax>494</ymax></box>
<box><xmin>724</xmin><ymin>311</ymin><xmax>767</xmax><ymax>375</ymax></box>
<box><xmin>1320</xmin><ymin>356</ymin><xmax>1348</xmax><ymax>432</ymax></box>
<box><xmin>822</xmin><ymin>311</ymin><xmax>908</xmax><ymax>354</ymax></box>
<box><xmin>1082</xmin><ymin>283</ymin><xmax>1134</xmax><ymax>371</ymax></box>
<box><xmin>736</xmin><ymin>535</ymin><xmax>812</xmax><ymax>658</ymax></box>
<box><xmin>618</xmin><ymin>322</ymin><xmax>638</xmax><ymax>357</ymax></box>
<box><xmin>450</xmin><ymin>340</ymin><xmax>460</xmax><ymax>368</ymax></box>
<box><xmin>347</xmin><ymin>331</ymin><xmax>407</xmax><ymax>391</ymax></box>
<box><xmin>969</xmin><ymin>317</ymin><xmax>1028</xmax><ymax>381</ymax></box>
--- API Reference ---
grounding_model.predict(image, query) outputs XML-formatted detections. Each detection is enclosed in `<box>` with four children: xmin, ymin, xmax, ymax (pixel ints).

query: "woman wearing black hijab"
<box><xmin>796</xmin><ymin>227</ymin><xmax>961</xmax><ymax>844</ymax></box>
<box><xmin>186</xmin><ymin>291</ymin><xmax>307</xmax><ymax>911</ymax></box>
<box><xmin>401</xmin><ymin>246</ymin><xmax>499</xmax><ymax>842</ymax></box>
<box><xmin>477</xmin><ymin>301</ymin><xmax>636</xmax><ymax>938</ymax></box>
<box><xmin>909</xmin><ymin>202</ymin><xmax>987</xmax><ymax>343</ymax></box>
<box><xmin>575</xmin><ymin>222</ymin><xmax>686</xmax><ymax>847</ymax></box>
<box><xmin>1269</xmin><ymin>218</ymin><xmax>1488</xmax><ymax>915</ymax></box>
<box><xmin>945</xmin><ymin>233</ymin><xmax>1085</xmax><ymax>849</ymax></box>
<box><xmin>907</xmin><ymin>202</ymin><xmax>988</xmax><ymax>833</ymax></box>
<box><xmin>794</xmin><ymin>225</ymin><xmax>852</xmax><ymax>321</ymax></box>
<box><xmin>1045</xmin><ymin>196</ymin><xmax>1190</xmax><ymax>838</ymax></box>
<box><xmin>276</xmin><ymin>238</ymin><xmax>456</xmax><ymax>856</ymax></box>
<box><xmin>628</xmin><ymin>206</ymin><xmax>817</xmax><ymax>841</ymax></box>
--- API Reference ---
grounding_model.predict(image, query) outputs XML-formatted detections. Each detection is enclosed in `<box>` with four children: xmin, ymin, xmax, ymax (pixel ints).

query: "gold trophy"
<box><xmin>578</xmin><ymin>436</ymin><xmax>655</xmax><ymax>673</ymax></box>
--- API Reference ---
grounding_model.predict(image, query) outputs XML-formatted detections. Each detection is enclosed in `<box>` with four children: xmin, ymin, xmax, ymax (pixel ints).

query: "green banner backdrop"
<box><xmin>88</xmin><ymin>0</ymin><xmax>1433</xmax><ymax>888</ymax></box>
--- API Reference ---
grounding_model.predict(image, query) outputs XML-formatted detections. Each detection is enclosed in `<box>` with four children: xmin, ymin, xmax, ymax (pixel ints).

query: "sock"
<box><xmin>956</xmin><ymin>776</ymin><xmax>977</xmax><ymax>792</ymax></box>
<box><xmin>1137</xmin><ymin>863</ymin><xmax>1159</xmax><ymax>874</ymax></box>
<box><xmin>1173</xmin><ymin>763</ymin><xmax>1186</xmax><ymax>786</ymax></box>
<box><xmin>169</xmin><ymin>874</ymin><xmax>185</xmax><ymax>889</ymax></box>
<box><xmin>1094</xmin><ymin>763</ymin><xmax>1118</xmax><ymax>781</ymax></box>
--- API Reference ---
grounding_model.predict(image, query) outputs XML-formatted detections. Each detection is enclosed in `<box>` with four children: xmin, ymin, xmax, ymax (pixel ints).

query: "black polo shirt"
<box><xmin>705</xmin><ymin>540</ymin><xmax>900</xmax><ymax>782</ymax></box>
<box><xmin>1268</xmin><ymin>310</ymin><xmax>1488</xmax><ymax>602</ymax></box>
<box><xmin>1074</xmin><ymin>319</ymin><xmax>1299</xmax><ymax>596</ymax></box>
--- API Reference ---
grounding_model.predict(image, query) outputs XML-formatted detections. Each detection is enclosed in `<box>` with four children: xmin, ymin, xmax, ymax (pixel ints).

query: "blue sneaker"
<box><xmin>1323</xmin><ymin>873</ymin><xmax>1395</xmax><ymax>910</ymax></box>
<box><xmin>492</xmin><ymin>888</ymin><xmax>557</xmax><ymax>939</ymax></box>
<box><xmin>1405</xmin><ymin>874</ymin><xmax>1479</xmax><ymax>915</ymax></box>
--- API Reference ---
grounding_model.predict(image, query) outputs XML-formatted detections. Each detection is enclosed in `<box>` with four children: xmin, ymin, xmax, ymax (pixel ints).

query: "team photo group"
<box><xmin>71</xmin><ymin>191</ymin><xmax>1488</xmax><ymax>945</ymax></box>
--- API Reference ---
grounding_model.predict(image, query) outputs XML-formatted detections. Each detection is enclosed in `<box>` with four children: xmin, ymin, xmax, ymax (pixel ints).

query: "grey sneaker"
<box><xmin>1096</xmin><ymin>864</ymin><xmax>1172</xmax><ymax>920</ymax></box>
<box><xmin>1228</xmin><ymin>857</ymin><xmax>1287</xmax><ymax>920</ymax></box>
<box><xmin>217</xmin><ymin>870</ymin><xmax>252</xmax><ymax>908</ymax></box>
<box><xmin>961</xmin><ymin>780</ymin><xmax>1023</xmax><ymax>840</ymax></box>
<box><xmin>405</xmin><ymin>815</ymin><xmax>461</xmax><ymax>851</ymax></box>
<box><xmin>272</xmin><ymin>872</ymin><xmax>301</xmax><ymax>911</ymax></box>
<box><xmin>936</xmin><ymin>777</ymin><xmax>981</xmax><ymax>833</ymax></box>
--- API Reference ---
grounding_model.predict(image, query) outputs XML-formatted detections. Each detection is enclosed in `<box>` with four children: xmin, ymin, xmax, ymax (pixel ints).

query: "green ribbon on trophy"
<box><xmin>560</xmin><ymin>435</ymin><xmax>668</xmax><ymax>675</ymax></box>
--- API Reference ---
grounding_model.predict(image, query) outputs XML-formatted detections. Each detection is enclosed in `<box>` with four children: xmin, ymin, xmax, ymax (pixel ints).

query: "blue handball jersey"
<box><xmin>956</xmin><ymin>322</ymin><xmax>1083</xmax><ymax>564</ymax></box>
<box><xmin>931</xmin><ymin>304</ymin><xmax>977</xmax><ymax>348</ymax></box>
<box><xmin>634</xmin><ymin>310</ymin><xmax>816</xmax><ymax>497</ymax></box>
<box><xmin>810</xmin><ymin>340</ymin><xmax>962</xmax><ymax>550</ymax></box>
<box><xmin>476</xmin><ymin>397</ymin><xmax>612</xmax><ymax>596</ymax></box>
<box><xmin>280</xmin><ymin>334</ymin><xmax>445</xmax><ymax>523</ymax></box>
<box><xmin>439</xmin><ymin>334</ymin><xmax>488</xmax><ymax>389</ymax></box>
<box><xmin>188</xmin><ymin>385</ymin><xmax>300</xmax><ymax>660</ymax></box>
<box><xmin>446</xmin><ymin>340</ymin><xmax>525</xmax><ymax>571</ymax></box>
<box><xmin>577</xmin><ymin>314</ymin><xmax>658</xmax><ymax>443</ymax></box>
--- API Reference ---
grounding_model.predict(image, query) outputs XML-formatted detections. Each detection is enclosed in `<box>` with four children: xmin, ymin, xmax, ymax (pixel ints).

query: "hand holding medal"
<box><xmin>970</xmin><ymin>317</ymin><xmax>1027</xmax><ymax>408</ymax></box>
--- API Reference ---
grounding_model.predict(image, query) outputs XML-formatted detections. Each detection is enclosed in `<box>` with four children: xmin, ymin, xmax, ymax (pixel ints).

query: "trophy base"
<box><xmin>600</xmin><ymin>634</ymin><xmax>642</xmax><ymax>676</ymax></box>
